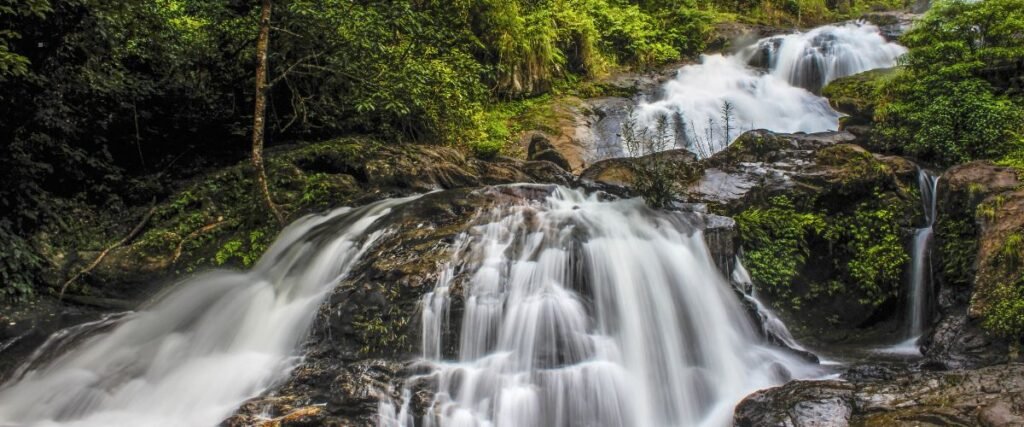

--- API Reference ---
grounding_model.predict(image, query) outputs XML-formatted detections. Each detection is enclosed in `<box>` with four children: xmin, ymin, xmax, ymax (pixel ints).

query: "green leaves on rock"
<box><xmin>873</xmin><ymin>0</ymin><xmax>1024</xmax><ymax>166</ymax></box>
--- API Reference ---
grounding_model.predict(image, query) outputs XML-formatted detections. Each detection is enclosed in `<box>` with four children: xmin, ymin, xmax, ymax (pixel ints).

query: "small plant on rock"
<box><xmin>622</xmin><ymin>110</ymin><xmax>676</xmax><ymax>208</ymax></box>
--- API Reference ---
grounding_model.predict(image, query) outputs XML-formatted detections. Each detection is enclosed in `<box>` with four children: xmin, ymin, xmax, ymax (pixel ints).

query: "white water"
<box><xmin>731</xmin><ymin>259</ymin><xmax>809</xmax><ymax>355</ymax></box>
<box><xmin>380</xmin><ymin>185</ymin><xmax>822</xmax><ymax>427</ymax></box>
<box><xmin>633</xmin><ymin>22</ymin><xmax>905</xmax><ymax>157</ymax></box>
<box><xmin>746</xmin><ymin>22</ymin><xmax>909</xmax><ymax>93</ymax></box>
<box><xmin>0</xmin><ymin>196</ymin><xmax>417</xmax><ymax>427</ymax></box>
<box><xmin>876</xmin><ymin>168</ymin><xmax>939</xmax><ymax>357</ymax></box>
<box><xmin>907</xmin><ymin>170</ymin><xmax>939</xmax><ymax>338</ymax></box>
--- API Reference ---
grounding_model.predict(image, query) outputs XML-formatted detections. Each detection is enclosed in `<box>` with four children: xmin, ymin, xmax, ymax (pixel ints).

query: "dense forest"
<box><xmin>1</xmin><ymin>0</ymin><xmax>1024</xmax><ymax>424</ymax></box>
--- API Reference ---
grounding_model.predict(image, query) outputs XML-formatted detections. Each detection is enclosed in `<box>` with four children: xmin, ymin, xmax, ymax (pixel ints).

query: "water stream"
<box><xmin>628</xmin><ymin>22</ymin><xmax>906</xmax><ymax>157</ymax></box>
<box><xmin>0</xmin><ymin>197</ymin><xmax>418</xmax><ymax>427</ymax></box>
<box><xmin>379</xmin><ymin>185</ymin><xmax>822</xmax><ymax>427</ymax></box>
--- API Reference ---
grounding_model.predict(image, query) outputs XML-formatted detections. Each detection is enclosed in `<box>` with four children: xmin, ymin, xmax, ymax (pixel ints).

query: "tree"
<box><xmin>252</xmin><ymin>0</ymin><xmax>284</xmax><ymax>224</ymax></box>
<box><xmin>721</xmin><ymin>101</ymin><xmax>736</xmax><ymax>143</ymax></box>
<box><xmin>622</xmin><ymin>110</ymin><xmax>677</xmax><ymax>208</ymax></box>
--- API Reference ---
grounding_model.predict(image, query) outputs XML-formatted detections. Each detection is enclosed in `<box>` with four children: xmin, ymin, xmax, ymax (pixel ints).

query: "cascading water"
<box><xmin>879</xmin><ymin>168</ymin><xmax>939</xmax><ymax>356</ymax></box>
<box><xmin>0</xmin><ymin>196</ymin><xmax>417</xmax><ymax>427</ymax></box>
<box><xmin>631</xmin><ymin>22</ymin><xmax>905</xmax><ymax>157</ymax></box>
<box><xmin>907</xmin><ymin>171</ymin><xmax>939</xmax><ymax>339</ymax></box>
<box><xmin>379</xmin><ymin>185</ymin><xmax>822</xmax><ymax>427</ymax></box>
<box><xmin>731</xmin><ymin>259</ymin><xmax>809</xmax><ymax>356</ymax></box>
<box><xmin>744</xmin><ymin>22</ymin><xmax>909</xmax><ymax>93</ymax></box>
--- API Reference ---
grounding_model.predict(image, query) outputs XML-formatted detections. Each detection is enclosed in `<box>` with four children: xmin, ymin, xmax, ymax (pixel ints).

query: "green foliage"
<box><xmin>0</xmin><ymin>220</ymin><xmax>41</xmax><ymax>300</ymax></box>
<box><xmin>0</xmin><ymin>0</ymin><xmax>50</xmax><ymax>79</ymax></box>
<box><xmin>984</xmin><ymin>278</ymin><xmax>1024</xmax><ymax>337</ymax></box>
<box><xmin>214</xmin><ymin>229</ymin><xmax>269</xmax><ymax>267</ymax></box>
<box><xmin>736</xmin><ymin>196</ymin><xmax>825</xmax><ymax>301</ymax></box>
<box><xmin>826</xmin><ymin>201</ymin><xmax>909</xmax><ymax>306</ymax></box>
<box><xmin>738</xmin><ymin>193</ymin><xmax>910</xmax><ymax>310</ymax></box>
<box><xmin>621</xmin><ymin>111</ymin><xmax>680</xmax><ymax>208</ymax></box>
<box><xmin>874</xmin><ymin>0</ymin><xmax>1024</xmax><ymax>165</ymax></box>
<box><xmin>984</xmin><ymin>230</ymin><xmax>1024</xmax><ymax>336</ymax></box>
<box><xmin>938</xmin><ymin>217</ymin><xmax>979</xmax><ymax>288</ymax></box>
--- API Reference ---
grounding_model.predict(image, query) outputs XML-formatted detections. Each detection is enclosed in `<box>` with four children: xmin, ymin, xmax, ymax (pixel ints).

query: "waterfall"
<box><xmin>744</xmin><ymin>22</ymin><xmax>909</xmax><ymax>93</ymax></box>
<box><xmin>631</xmin><ymin>22</ymin><xmax>905</xmax><ymax>157</ymax></box>
<box><xmin>0</xmin><ymin>196</ymin><xmax>418</xmax><ymax>427</ymax></box>
<box><xmin>908</xmin><ymin>170</ymin><xmax>939</xmax><ymax>339</ymax></box>
<box><xmin>380</xmin><ymin>185</ymin><xmax>822</xmax><ymax>427</ymax></box>
<box><xmin>731</xmin><ymin>259</ymin><xmax>809</xmax><ymax>356</ymax></box>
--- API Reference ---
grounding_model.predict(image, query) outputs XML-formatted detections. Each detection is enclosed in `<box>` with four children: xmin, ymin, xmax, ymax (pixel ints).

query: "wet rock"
<box><xmin>735</xmin><ymin>364</ymin><xmax>1024</xmax><ymax>427</ymax></box>
<box><xmin>734</xmin><ymin>380</ymin><xmax>854</xmax><ymax>427</ymax></box>
<box><xmin>685</xmin><ymin>130</ymin><xmax>884</xmax><ymax>212</ymax></box>
<box><xmin>704</xmin><ymin>214</ymin><xmax>738</xmax><ymax>274</ymax></box>
<box><xmin>690</xmin><ymin>130</ymin><xmax>921</xmax><ymax>346</ymax></box>
<box><xmin>227</xmin><ymin>186</ymin><xmax>577</xmax><ymax>426</ymax></box>
<box><xmin>926</xmin><ymin>162</ymin><xmax>1023</xmax><ymax>369</ymax></box>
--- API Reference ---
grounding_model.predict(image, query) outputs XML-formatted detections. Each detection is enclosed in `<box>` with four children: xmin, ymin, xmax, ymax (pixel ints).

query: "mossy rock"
<box><xmin>822</xmin><ymin>68</ymin><xmax>894</xmax><ymax>128</ymax></box>
<box><xmin>689</xmin><ymin>131</ymin><xmax>921</xmax><ymax>345</ymax></box>
<box><xmin>925</xmin><ymin>161</ymin><xmax>1023</xmax><ymax>368</ymax></box>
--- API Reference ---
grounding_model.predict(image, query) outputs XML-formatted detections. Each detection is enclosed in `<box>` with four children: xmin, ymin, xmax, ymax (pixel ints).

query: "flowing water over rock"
<box><xmin>876</xmin><ymin>168</ymin><xmax>939</xmax><ymax>357</ymax></box>
<box><xmin>743</xmin><ymin>22</ymin><xmax>909</xmax><ymax>93</ymax></box>
<box><xmin>908</xmin><ymin>169</ymin><xmax>939</xmax><ymax>339</ymax></box>
<box><xmin>731</xmin><ymin>260</ymin><xmax>809</xmax><ymax>357</ymax></box>
<box><xmin>626</xmin><ymin>22</ymin><xmax>905</xmax><ymax>157</ymax></box>
<box><xmin>379</xmin><ymin>185</ymin><xmax>822</xmax><ymax>427</ymax></box>
<box><xmin>0</xmin><ymin>197</ymin><xmax>418</xmax><ymax>427</ymax></box>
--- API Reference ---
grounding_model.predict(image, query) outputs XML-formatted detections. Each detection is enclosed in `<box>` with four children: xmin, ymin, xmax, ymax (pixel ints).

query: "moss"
<box><xmin>817</xmin><ymin>145</ymin><xmax>892</xmax><ymax>195</ymax></box>
<box><xmin>983</xmin><ymin>277</ymin><xmax>1024</xmax><ymax>337</ymax></box>
<box><xmin>821</xmin><ymin>68</ymin><xmax>894</xmax><ymax>126</ymax></box>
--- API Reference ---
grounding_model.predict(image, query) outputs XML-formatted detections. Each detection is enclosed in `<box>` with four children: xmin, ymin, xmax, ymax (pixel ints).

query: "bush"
<box><xmin>874</xmin><ymin>0</ymin><xmax>1024</xmax><ymax>165</ymax></box>
<box><xmin>736</xmin><ymin>196</ymin><xmax>826</xmax><ymax>301</ymax></box>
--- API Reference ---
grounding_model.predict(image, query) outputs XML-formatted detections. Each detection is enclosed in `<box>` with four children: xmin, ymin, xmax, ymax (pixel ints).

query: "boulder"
<box><xmin>686</xmin><ymin>130</ymin><xmax>922</xmax><ymax>346</ymax></box>
<box><xmin>735</xmin><ymin>363</ymin><xmax>1024</xmax><ymax>427</ymax></box>
<box><xmin>734</xmin><ymin>380</ymin><xmax>854</xmax><ymax>427</ymax></box>
<box><xmin>926</xmin><ymin>161</ymin><xmax>1023</xmax><ymax>369</ymax></box>
<box><xmin>527</xmin><ymin>134</ymin><xmax>572</xmax><ymax>171</ymax></box>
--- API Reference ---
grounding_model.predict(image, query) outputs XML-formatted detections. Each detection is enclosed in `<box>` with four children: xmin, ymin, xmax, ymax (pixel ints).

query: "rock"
<box><xmin>736</xmin><ymin>364</ymin><xmax>1024</xmax><ymax>427</ymax></box>
<box><xmin>527</xmin><ymin>133</ymin><xmax>556</xmax><ymax>158</ymax></box>
<box><xmin>734</xmin><ymin>380</ymin><xmax>854</xmax><ymax>427</ymax></box>
<box><xmin>578</xmin><ymin>149</ymin><xmax>699</xmax><ymax>192</ymax></box>
<box><xmin>926</xmin><ymin>161</ymin><xmax>1023</xmax><ymax>369</ymax></box>
<box><xmin>527</xmin><ymin>134</ymin><xmax>572</xmax><ymax>171</ymax></box>
<box><xmin>822</xmin><ymin>68</ymin><xmax>894</xmax><ymax>128</ymax></box>
<box><xmin>688</xmin><ymin>130</ymin><xmax>921</xmax><ymax>346</ymax></box>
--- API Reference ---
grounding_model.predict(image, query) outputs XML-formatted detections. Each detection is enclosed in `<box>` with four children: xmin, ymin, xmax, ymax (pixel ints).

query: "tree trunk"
<box><xmin>252</xmin><ymin>0</ymin><xmax>284</xmax><ymax>224</ymax></box>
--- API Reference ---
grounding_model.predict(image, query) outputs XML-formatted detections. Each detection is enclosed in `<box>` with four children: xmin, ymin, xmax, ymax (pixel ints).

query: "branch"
<box><xmin>268</xmin><ymin>53</ymin><xmax>319</xmax><ymax>88</ymax></box>
<box><xmin>172</xmin><ymin>220</ymin><xmax>229</xmax><ymax>263</ymax></box>
<box><xmin>59</xmin><ymin>201</ymin><xmax>158</xmax><ymax>300</ymax></box>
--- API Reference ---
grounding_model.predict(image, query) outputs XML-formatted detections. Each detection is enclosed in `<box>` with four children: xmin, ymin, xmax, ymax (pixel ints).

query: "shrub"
<box><xmin>874</xmin><ymin>0</ymin><xmax>1024</xmax><ymax>165</ymax></box>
